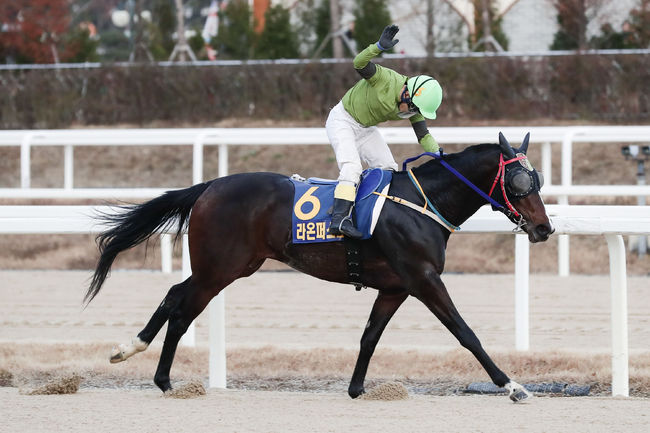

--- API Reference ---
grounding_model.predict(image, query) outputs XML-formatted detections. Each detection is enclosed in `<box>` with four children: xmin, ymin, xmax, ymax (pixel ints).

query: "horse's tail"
<box><xmin>85</xmin><ymin>181</ymin><xmax>214</xmax><ymax>305</ymax></box>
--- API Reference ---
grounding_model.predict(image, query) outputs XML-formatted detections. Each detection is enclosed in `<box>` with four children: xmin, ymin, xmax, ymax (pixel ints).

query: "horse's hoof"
<box><xmin>109</xmin><ymin>345</ymin><xmax>127</xmax><ymax>363</ymax></box>
<box><xmin>109</xmin><ymin>338</ymin><xmax>148</xmax><ymax>364</ymax></box>
<box><xmin>505</xmin><ymin>381</ymin><xmax>533</xmax><ymax>403</ymax></box>
<box><xmin>348</xmin><ymin>387</ymin><xmax>365</xmax><ymax>399</ymax></box>
<box><xmin>154</xmin><ymin>374</ymin><xmax>172</xmax><ymax>393</ymax></box>
<box><xmin>509</xmin><ymin>388</ymin><xmax>532</xmax><ymax>403</ymax></box>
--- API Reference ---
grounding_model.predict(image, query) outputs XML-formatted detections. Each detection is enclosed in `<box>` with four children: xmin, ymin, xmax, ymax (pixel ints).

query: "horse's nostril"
<box><xmin>536</xmin><ymin>223</ymin><xmax>552</xmax><ymax>238</ymax></box>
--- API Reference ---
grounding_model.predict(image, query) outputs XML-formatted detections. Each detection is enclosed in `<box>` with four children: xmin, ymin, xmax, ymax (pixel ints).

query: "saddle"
<box><xmin>289</xmin><ymin>168</ymin><xmax>392</xmax><ymax>244</ymax></box>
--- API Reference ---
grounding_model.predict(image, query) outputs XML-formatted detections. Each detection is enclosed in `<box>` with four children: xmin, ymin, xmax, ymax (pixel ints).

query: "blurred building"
<box><xmin>265</xmin><ymin>0</ymin><xmax>641</xmax><ymax>55</ymax></box>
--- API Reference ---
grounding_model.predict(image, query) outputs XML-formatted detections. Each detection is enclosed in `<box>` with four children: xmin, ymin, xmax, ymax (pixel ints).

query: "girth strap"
<box><xmin>344</xmin><ymin>238</ymin><xmax>365</xmax><ymax>291</ymax></box>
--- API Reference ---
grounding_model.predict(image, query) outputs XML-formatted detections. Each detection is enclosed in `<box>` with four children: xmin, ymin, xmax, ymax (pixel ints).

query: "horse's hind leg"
<box><xmin>151</xmin><ymin>269</ymin><xmax>249</xmax><ymax>392</ymax></box>
<box><xmin>109</xmin><ymin>278</ymin><xmax>189</xmax><ymax>363</ymax></box>
<box><xmin>413</xmin><ymin>272</ymin><xmax>531</xmax><ymax>403</ymax></box>
<box><xmin>348</xmin><ymin>290</ymin><xmax>408</xmax><ymax>398</ymax></box>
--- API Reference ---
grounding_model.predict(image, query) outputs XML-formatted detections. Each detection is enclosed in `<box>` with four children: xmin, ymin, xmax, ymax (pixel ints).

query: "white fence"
<box><xmin>1</xmin><ymin>204</ymin><xmax>649</xmax><ymax>397</ymax></box>
<box><xmin>2</xmin><ymin>126</ymin><xmax>650</xmax><ymax>276</ymax></box>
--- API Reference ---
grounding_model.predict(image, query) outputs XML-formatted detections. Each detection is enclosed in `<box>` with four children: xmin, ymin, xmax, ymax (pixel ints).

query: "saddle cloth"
<box><xmin>289</xmin><ymin>168</ymin><xmax>393</xmax><ymax>243</ymax></box>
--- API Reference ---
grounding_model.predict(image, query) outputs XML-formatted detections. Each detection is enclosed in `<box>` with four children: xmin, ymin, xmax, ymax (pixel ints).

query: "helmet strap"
<box><xmin>410</xmin><ymin>77</ymin><xmax>434</xmax><ymax>98</ymax></box>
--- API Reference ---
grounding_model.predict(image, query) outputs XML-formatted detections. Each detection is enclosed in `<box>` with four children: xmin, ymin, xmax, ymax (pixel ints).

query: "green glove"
<box><xmin>420</xmin><ymin>134</ymin><xmax>439</xmax><ymax>153</ymax></box>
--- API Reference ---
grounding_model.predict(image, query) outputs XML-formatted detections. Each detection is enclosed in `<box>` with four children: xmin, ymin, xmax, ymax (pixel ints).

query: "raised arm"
<box><xmin>353</xmin><ymin>25</ymin><xmax>400</xmax><ymax>80</ymax></box>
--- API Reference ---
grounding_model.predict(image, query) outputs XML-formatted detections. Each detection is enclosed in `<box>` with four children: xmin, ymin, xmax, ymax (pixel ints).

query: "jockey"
<box><xmin>326</xmin><ymin>24</ymin><xmax>443</xmax><ymax>239</ymax></box>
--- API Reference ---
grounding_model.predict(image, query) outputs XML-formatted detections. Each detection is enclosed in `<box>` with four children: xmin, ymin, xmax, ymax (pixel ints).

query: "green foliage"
<box><xmin>550</xmin><ymin>0</ymin><xmax>588</xmax><ymax>50</ymax></box>
<box><xmin>565</xmin><ymin>0</ymin><xmax>649</xmax><ymax>50</ymax></box>
<box><xmin>314</xmin><ymin>0</ymin><xmax>332</xmax><ymax>58</ymax></box>
<box><xmin>624</xmin><ymin>0</ymin><xmax>650</xmax><ymax>48</ymax></box>
<box><xmin>551</xmin><ymin>9</ymin><xmax>580</xmax><ymax>49</ymax></box>
<box><xmin>148</xmin><ymin>0</ymin><xmax>176</xmax><ymax>60</ymax></box>
<box><xmin>353</xmin><ymin>0</ymin><xmax>392</xmax><ymax>51</ymax></box>
<box><xmin>63</xmin><ymin>28</ymin><xmax>99</xmax><ymax>62</ymax></box>
<box><xmin>256</xmin><ymin>4</ymin><xmax>300</xmax><ymax>59</ymax></box>
<box><xmin>471</xmin><ymin>0</ymin><xmax>509</xmax><ymax>51</ymax></box>
<box><xmin>188</xmin><ymin>31</ymin><xmax>205</xmax><ymax>56</ymax></box>
<box><xmin>590</xmin><ymin>24</ymin><xmax>631</xmax><ymax>49</ymax></box>
<box><xmin>214</xmin><ymin>0</ymin><xmax>255</xmax><ymax>60</ymax></box>
<box><xmin>292</xmin><ymin>0</ymin><xmax>318</xmax><ymax>56</ymax></box>
<box><xmin>97</xmin><ymin>29</ymin><xmax>131</xmax><ymax>62</ymax></box>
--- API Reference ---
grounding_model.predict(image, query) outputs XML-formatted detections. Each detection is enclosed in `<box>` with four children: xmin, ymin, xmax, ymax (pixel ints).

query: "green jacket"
<box><xmin>341</xmin><ymin>44</ymin><xmax>439</xmax><ymax>153</ymax></box>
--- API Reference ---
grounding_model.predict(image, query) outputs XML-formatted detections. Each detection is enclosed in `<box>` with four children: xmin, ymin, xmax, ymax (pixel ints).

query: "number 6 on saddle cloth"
<box><xmin>290</xmin><ymin>168</ymin><xmax>392</xmax><ymax>243</ymax></box>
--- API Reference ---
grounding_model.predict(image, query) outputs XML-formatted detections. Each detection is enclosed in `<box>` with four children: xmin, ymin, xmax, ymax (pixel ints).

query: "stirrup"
<box><xmin>337</xmin><ymin>216</ymin><xmax>363</xmax><ymax>239</ymax></box>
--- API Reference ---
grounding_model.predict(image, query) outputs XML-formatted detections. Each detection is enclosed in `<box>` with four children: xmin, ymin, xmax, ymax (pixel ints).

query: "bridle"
<box><xmin>488</xmin><ymin>153</ymin><xmax>544</xmax><ymax>229</ymax></box>
<box><xmin>402</xmin><ymin>146</ymin><xmax>543</xmax><ymax>232</ymax></box>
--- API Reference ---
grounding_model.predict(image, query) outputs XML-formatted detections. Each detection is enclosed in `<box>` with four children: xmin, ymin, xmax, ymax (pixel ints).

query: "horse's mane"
<box><xmin>413</xmin><ymin>142</ymin><xmax>500</xmax><ymax>173</ymax></box>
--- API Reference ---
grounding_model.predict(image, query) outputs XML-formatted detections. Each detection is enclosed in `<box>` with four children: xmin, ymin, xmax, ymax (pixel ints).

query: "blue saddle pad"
<box><xmin>290</xmin><ymin>168</ymin><xmax>392</xmax><ymax>243</ymax></box>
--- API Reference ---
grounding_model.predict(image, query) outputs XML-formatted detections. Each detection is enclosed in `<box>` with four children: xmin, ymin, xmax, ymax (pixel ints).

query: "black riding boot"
<box><xmin>329</xmin><ymin>198</ymin><xmax>363</xmax><ymax>239</ymax></box>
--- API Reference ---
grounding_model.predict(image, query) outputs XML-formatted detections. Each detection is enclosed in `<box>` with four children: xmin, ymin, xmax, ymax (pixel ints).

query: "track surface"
<box><xmin>1</xmin><ymin>270</ymin><xmax>649</xmax><ymax>432</ymax></box>
<box><xmin>2</xmin><ymin>270</ymin><xmax>649</xmax><ymax>351</ymax></box>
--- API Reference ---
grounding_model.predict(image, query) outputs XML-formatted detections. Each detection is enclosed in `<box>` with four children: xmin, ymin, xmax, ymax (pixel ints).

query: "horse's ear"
<box><xmin>518</xmin><ymin>132</ymin><xmax>530</xmax><ymax>154</ymax></box>
<box><xmin>498</xmin><ymin>132</ymin><xmax>516</xmax><ymax>159</ymax></box>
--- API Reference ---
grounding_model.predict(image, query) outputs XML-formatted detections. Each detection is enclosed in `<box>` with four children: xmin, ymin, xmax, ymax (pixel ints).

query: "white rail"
<box><xmin>2</xmin><ymin>126</ymin><xmax>649</xmax><ymax>191</ymax></box>
<box><xmin>1</xmin><ymin>204</ymin><xmax>648</xmax><ymax>397</ymax></box>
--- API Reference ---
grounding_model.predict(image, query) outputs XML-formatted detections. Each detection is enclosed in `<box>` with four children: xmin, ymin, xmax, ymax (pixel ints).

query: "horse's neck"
<box><xmin>415</xmin><ymin>146</ymin><xmax>500</xmax><ymax>227</ymax></box>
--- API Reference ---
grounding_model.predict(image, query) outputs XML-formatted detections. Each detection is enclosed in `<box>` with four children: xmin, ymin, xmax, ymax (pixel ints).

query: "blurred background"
<box><xmin>0</xmin><ymin>0</ymin><xmax>648</xmax><ymax>128</ymax></box>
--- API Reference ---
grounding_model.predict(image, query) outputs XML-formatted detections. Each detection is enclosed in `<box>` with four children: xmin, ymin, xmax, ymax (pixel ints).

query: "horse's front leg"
<box><xmin>349</xmin><ymin>290</ymin><xmax>409</xmax><ymax>398</ymax></box>
<box><xmin>412</xmin><ymin>270</ymin><xmax>531</xmax><ymax>403</ymax></box>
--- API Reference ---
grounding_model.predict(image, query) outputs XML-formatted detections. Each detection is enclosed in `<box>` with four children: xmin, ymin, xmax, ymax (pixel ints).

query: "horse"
<box><xmin>85</xmin><ymin>132</ymin><xmax>553</xmax><ymax>402</ymax></box>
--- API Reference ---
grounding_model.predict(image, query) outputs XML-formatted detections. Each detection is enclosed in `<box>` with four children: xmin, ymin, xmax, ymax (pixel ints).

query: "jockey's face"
<box><xmin>398</xmin><ymin>84</ymin><xmax>419</xmax><ymax>119</ymax></box>
<box><xmin>398</xmin><ymin>84</ymin><xmax>410</xmax><ymax>112</ymax></box>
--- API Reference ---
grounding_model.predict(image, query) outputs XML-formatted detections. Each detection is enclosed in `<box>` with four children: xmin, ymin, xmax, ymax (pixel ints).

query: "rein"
<box><xmin>407</xmin><ymin>168</ymin><xmax>460</xmax><ymax>231</ymax></box>
<box><xmin>401</xmin><ymin>151</ymin><xmax>527</xmax><ymax>230</ymax></box>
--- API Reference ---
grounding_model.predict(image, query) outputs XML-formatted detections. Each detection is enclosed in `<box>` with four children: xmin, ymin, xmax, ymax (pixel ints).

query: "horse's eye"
<box><xmin>537</xmin><ymin>172</ymin><xmax>544</xmax><ymax>188</ymax></box>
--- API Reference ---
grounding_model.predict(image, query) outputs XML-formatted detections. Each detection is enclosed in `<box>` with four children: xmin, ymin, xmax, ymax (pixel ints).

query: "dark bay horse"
<box><xmin>86</xmin><ymin>133</ymin><xmax>553</xmax><ymax>402</ymax></box>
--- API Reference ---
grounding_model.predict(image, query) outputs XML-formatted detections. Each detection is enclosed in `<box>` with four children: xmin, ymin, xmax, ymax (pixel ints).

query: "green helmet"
<box><xmin>406</xmin><ymin>75</ymin><xmax>443</xmax><ymax>119</ymax></box>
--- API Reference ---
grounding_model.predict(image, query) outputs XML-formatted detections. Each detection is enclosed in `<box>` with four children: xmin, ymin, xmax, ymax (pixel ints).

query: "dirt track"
<box><xmin>2</xmin><ymin>387</ymin><xmax>649</xmax><ymax>433</ymax></box>
<box><xmin>1</xmin><ymin>270</ymin><xmax>649</xmax><ymax>432</ymax></box>
<box><xmin>2</xmin><ymin>270</ymin><xmax>649</xmax><ymax>351</ymax></box>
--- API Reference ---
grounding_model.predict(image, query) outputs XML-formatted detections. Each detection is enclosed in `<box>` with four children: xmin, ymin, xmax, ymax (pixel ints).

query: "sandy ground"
<box><xmin>1</xmin><ymin>270</ymin><xmax>650</xmax><ymax>432</ymax></box>
<box><xmin>2</xmin><ymin>270</ymin><xmax>649</xmax><ymax>351</ymax></box>
<box><xmin>2</xmin><ymin>387</ymin><xmax>649</xmax><ymax>433</ymax></box>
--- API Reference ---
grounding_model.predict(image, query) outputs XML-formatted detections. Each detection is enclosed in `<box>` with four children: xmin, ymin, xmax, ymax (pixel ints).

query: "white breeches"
<box><xmin>326</xmin><ymin>101</ymin><xmax>398</xmax><ymax>187</ymax></box>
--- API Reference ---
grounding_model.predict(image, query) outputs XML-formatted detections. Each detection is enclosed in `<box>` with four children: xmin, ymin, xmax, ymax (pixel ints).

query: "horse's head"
<box><xmin>494</xmin><ymin>132</ymin><xmax>554</xmax><ymax>243</ymax></box>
